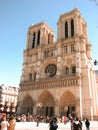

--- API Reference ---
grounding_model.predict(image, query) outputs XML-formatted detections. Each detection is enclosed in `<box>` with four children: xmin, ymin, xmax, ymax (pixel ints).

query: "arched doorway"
<box><xmin>22</xmin><ymin>95</ymin><xmax>34</xmax><ymax>115</ymax></box>
<box><xmin>60</xmin><ymin>91</ymin><xmax>76</xmax><ymax>118</ymax></box>
<box><xmin>37</xmin><ymin>90</ymin><xmax>55</xmax><ymax>116</ymax></box>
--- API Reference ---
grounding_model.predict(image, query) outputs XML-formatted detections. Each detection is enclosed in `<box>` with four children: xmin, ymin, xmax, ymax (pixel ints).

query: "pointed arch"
<box><xmin>60</xmin><ymin>91</ymin><xmax>76</xmax><ymax>106</ymax></box>
<box><xmin>38</xmin><ymin>89</ymin><xmax>55</xmax><ymax>107</ymax></box>
<box><xmin>71</xmin><ymin>65</ymin><xmax>76</xmax><ymax>75</ymax></box>
<box><xmin>48</xmin><ymin>33</ymin><xmax>51</xmax><ymax>44</ymax></box>
<box><xmin>65</xmin><ymin>21</ymin><xmax>68</xmax><ymax>38</ymax></box>
<box><xmin>22</xmin><ymin>95</ymin><xmax>34</xmax><ymax>114</ymax></box>
<box><xmin>32</xmin><ymin>32</ymin><xmax>35</xmax><ymax>48</ymax></box>
<box><xmin>59</xmin><ymin>91</ymin><xmax>76</xmax><ymax>116</ymax></box>
<box><xmin>29</xmin><ymin>73</ymin><xmax>32</xmax><ymax>81</ymax></box>
<box><xmin>37</xmin><ymin>90</ymin><xmax>55</xmax><ymax>116</ymax></box>
<box><xmin>37</xmin><ymin>30</ymin><xmax>40</xmax><ymax>45</ymax></box>
<box><xmin>71</xmin><ymin>19</ymin><xmax>74</xmax><ymax>37</ymax></box>
<box><xmin>65</xmin><ymin>67</ymin><xmax>69</xmax><ymax>75</ymax></box>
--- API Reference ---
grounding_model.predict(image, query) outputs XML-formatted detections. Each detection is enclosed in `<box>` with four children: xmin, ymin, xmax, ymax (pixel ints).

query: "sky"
<box><xmin>0</xmin><ymin>0</ymin><xmax>98</xmax><ymax>87</ymax></box>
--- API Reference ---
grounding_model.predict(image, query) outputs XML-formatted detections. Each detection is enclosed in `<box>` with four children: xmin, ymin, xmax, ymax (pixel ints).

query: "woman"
<box><xmin>0</xmin><ymin>114</ymin><xmax>9</xmax><ymax>130</ymax></box>
<box><xmin>8</xmin><ymin>116</ymin><xmax>16</xmax><ymax>130</ymax></box>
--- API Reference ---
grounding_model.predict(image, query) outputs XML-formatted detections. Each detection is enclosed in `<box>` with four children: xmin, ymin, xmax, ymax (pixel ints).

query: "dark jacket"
<box><xmin>49</xmin><ymin>118</ymin><xmax>58</xmax><ymax>130</ymax></box>
<box><xmin>85</xmin><ymin>119</ymin><xmax>90</xmax><ymax>128</ymax></box>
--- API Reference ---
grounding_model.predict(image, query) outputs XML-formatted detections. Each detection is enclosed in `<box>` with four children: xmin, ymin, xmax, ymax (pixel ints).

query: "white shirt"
<box><xmin>0</xmin><ymin>120</ymin><xmax>9</xmax><ymax>130</ymax></box>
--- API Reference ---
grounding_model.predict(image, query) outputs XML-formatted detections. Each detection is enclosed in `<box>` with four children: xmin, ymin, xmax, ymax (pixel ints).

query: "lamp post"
<box><xmin>36</xmin><ymin>102</ymin><xmax>42</xmax><ymax>127</ymax></box>
<box><xmin>36</xmin><ymin>102</ymin><xmax>42</xmax><ymax>115</ymax></box>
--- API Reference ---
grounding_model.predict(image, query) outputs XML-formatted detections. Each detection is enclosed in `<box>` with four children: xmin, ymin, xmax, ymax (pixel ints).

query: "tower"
<box><xmin>18</xmin><ymin>8</ymin><xmax>98</xmax><ymax>120</ymax></box>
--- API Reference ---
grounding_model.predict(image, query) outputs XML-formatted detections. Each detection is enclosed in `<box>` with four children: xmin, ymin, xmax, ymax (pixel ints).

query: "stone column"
<box><xmin>29</xmin><ymin>32</ymin><xmax>32</xmax><ymax>49</ymax></box>
<box><xmin>74</xmin><ymin>15</ymin><xmax>79</xmax><ymax>35</ymax></box>
<box><xmin>68</xmin><ymin>20</ymin><xmax>71</xmax><ymax>37</ymax></box>
<box><xmin>56</xmin><ymin>56</ymin><xmax>62</xmax><ymax>77</ymax></box>
<box><xmin>57</xmin><ymin>20</ymin><xmax>62</xmax><ymax>42</ymax></box>
<box><xmin>36</xmin><ymin>62</ymin><xmax>41</xmax><ymax>81</ymax></box>
<box><xmin>33</xmin><ymin>101</ymin><xmax>37</xmax><ymax>115</ymax></box>
<box><xmin>35</xmin><ymin>32</ymin><xmax>37</xmax><ymax>47</ymax></box>
<box><xmin>55</xmin><ymin>99</ymin><xmax>59</xmax><ymax>116</ymax></box>
<box><xmin>40</xmin><ymin>27</ymin><xmax>45</xmax><ymax>45</ymax></box>
<box><xmin>26</xmin><ymin>31</ymin><xmax>30</xmax><ymax>49</ymax></box>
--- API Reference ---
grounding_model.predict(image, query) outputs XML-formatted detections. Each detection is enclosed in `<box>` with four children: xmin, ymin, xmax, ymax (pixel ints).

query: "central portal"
<box><xmin>41</xmin><ymin>107</ymin><xmax>54</xmax><ymax>116</ymax></box>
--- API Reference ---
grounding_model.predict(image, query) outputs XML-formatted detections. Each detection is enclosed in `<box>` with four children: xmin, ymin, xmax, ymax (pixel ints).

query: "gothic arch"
<box><xmin>60</xmin><ymin>91</ymin><xmax>76</xmax><ymax>106</ymax></box>
<box><xmin>32</xmin><ymin>32</ymin><xmax>35</xmax><ymax>48</ymax></box>
<box><xmin>59</xmin><ymin>91</ymin><xmax>76</xmax><ymax>115</ymax></box>
<box><xmin>28</xmin><ymin>67</ymin><xmax>37</xmax><ymax>81</ymax></box>
<box><xmin>37</xmin><ymin>30</ymin><xmax>40</xmax><ymax>45</ymax></box>
<box><xmin>38</xmin><ymin>89</ymin><xmax>55</xmax><ymax>107</ymax></box>
<box><xmin>21</xmin><ymin>95</ymin><xmax>34</xmax><ymax>114</ymax></box>
<box><xmin>65</xmin><ymin>21</ymin><xmax>68</xmax><ymax>38</ymax></box>
<box><xmin>71</xmin><ymin>64</ymin><xmax>76</xmax><ymax>75</ymax></box>
<box><xmin>62</xmin><ymin>65</ymin><xmax>69</xmax><ymax>76</ymax></box>
<box><xmin>48</xmin><ymin>33</ymin><xmax>51</xmax><ymax>44</ymax></box>
<box><xmin>37</xmin><ymin>89</ymin><xmax>55</xmax><ymax>116</ymax></box>
<box><xmin>71</xmin><ymin>19</ymin><xmax>74</xmax><ymax>37</ymax></box>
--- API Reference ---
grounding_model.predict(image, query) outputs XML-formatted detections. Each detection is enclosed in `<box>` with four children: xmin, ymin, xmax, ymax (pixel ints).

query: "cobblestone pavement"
<box><xmin>15</xmin><ymin>121</ymin><xmax>98</xmax><ymax>130</ymax></box>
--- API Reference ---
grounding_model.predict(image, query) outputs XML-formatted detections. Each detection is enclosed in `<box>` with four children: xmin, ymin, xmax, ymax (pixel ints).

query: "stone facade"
<box><xmin>0</xmin><ymin>84</ymin><xmax>18</xmax><ymax>114</ymax></box>
<box><xmin>18</xmin><ymin>8</ymin><xmax>98</xmax><ymax>120</ymax></box>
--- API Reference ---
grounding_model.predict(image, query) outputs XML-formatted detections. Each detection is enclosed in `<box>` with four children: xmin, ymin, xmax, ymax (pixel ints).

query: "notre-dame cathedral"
<box><xmin>18</xmin><ymin>8</ymin><xmax>98</xmax><ymax>120</ymax></box>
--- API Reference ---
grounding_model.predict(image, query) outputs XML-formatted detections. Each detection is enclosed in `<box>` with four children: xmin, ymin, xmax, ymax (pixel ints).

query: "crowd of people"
<box><xmin>70</xmin><ymin>117</ymin><xmax>90</xmax><ymax>130</ymax></box>
<box><xmin>0</xmin><ymin>112</ymin><xmax>90</xmax><ymax>130</ymax></box>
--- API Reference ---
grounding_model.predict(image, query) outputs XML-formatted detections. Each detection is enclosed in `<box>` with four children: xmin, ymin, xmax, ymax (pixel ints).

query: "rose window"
<box><xmin>45</xmin><ymin>64</ymin><xmax>57</xmax><ymax>77</ymax></box>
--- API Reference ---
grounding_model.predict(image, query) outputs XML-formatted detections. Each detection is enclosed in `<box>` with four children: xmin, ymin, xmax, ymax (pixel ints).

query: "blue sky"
<box><xmin>0</xmin><ymin>0</ymin><xmax>98</xmax><ymax>87</ymax></box>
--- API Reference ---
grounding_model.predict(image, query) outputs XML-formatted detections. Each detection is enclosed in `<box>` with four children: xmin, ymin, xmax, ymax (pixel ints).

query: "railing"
<box><xmin>20</xmin><ymin>75</ymin><xmax>80</xmax><ymax>91</ymax></box>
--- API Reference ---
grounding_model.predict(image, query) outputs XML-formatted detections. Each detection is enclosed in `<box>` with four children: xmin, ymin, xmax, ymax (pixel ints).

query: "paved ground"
<box><xmin>15</xmin><ymin>121</ymin><xmax>98</xmax><ymax>130</ymax></box>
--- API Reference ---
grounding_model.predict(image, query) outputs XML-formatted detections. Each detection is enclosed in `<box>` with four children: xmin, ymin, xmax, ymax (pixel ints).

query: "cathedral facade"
<box><xmin>18</xmin><ymin>8</ymin><xmax>98</xmax><ymax>120</ymax></box>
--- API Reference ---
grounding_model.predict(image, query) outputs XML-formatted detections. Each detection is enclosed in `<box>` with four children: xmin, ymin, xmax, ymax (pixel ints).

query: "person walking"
<box><xmin>0</xmin><ymin>114</ymin><xmax>9</xmax><ymax>130</ymax></box>
<box><xmin>85</xmin><ymin>118</ymin><xmax>90</xmax><ymax>130</ymax></box>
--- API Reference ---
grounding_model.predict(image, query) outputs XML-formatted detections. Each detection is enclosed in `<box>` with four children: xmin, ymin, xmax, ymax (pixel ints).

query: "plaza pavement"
<box><xmin>15</xmin><ymin>121</ymin><xmax>98</xmax><ymax>130</ymax></box>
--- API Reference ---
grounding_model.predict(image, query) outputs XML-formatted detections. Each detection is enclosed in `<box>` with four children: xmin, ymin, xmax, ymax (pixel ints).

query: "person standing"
<box><xmin>70</xmin><ymin>118</ymin><xmax>74</xmax><ymax>130</ymax></box>
<box><xmin>49</xmin><ymin>117</ymin><xmax>58</xmax><ymax>130</ymax></box>
<box><xmin>8</xmin><ymin>116</ymin><xmax>16</xmax><ymax>130</ymax></box>
<box><xmin>73</xmin><ymin>118</ymin><xmax>80</xmax><ymax>130</ymax></box>
<box><xmin>0</xmin><ymin>114</ymin><xmax>9</xmax><ymax>130</ymax></box>
<box><xmin>85</xmin><ymin>118</ymin><xmax>90</xmax><ymax>130</ymax></box>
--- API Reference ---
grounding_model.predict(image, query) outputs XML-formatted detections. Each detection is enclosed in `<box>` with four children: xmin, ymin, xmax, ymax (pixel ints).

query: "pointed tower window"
<box><xmin>71</xmin><ymin>44</ymin><xmax>75</xmax><ymax>52</ymax></box>
<box><xmin>64</xmin><ymin>45</ymin><xmax>67</xmax><ymax>54</ymax></box>
<box><xmin>37</xmin><ymin>30</ymin><xmax>40</xmax><ymax>46</ymax></box>
<box><xmin>65</xmin><ymin>67</ymin><xmax>69</xmax><ymax>75</ymax></box>
<box><xmin>34</xmin><ymin>72</ymin><xmax>36</xmax><ymax>81</ymax></box>
<box><xmin>71</xmin><ymin>19</ymin><xmax>74</xmax><ymax>37</ymax></box>
<box><xmin>29</xmin><ymin>73</ymin><xmax>32</xmax><ymax>80</ymax></box>
<box><xmin>48</xmin><ymin>33</ymin><xmax>50</xmax><ymax>44</ymax></box>
<box><xmin>72</xmin><ymin>66</ymin><xmax>76</xmax><ymax>75</ymax></box>
<box><xmin>65</xmin><ymin>21</ymin><xmax>68</xmax><ymax>38</ymax></box>
<box><xmin>32</xmin><ymin>33</ymin><xmax>35</xmax><ymax>48</ymax></box>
